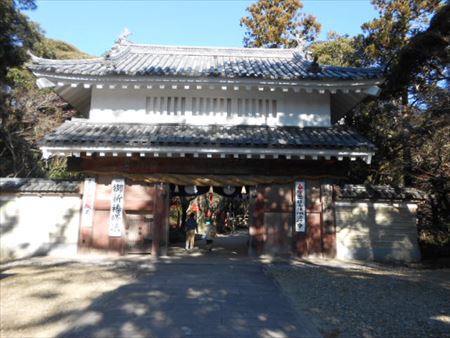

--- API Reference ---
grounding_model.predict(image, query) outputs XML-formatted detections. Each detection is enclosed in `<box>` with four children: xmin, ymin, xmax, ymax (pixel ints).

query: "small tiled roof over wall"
<box><xmin>0</xmin><ymin>178</ymin><xmax>81</xmax><ymax>194</ymax></box>
<box><xmin>335</xmin><ymin>184</ymin><xmax>426</xmax><ymax>201</ymax></box>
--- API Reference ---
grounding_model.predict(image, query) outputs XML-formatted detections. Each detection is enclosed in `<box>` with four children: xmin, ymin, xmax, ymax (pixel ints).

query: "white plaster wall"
<box><xmin>0</xmin><ymin>194</ymin><xmax>81</xmax><ymax>261</ymax></box>
<box><xmin>335</xmin><ymin>201</ymin><xmax>421</xmax><ymax>263</ymax></box>
<box><xmin>89</xmin><ymin>87</ymin><xmax>331</xmax><ymax>127</ymax></box>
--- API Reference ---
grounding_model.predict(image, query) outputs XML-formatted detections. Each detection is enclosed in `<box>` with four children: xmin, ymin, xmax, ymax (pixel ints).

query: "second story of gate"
<box><xmin>29</xmin><ymin>32</ymin><xmax>383</xmax><ymax>128</ymax></box>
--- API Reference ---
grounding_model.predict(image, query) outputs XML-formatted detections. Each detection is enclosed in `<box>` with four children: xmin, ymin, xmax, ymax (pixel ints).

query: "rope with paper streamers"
<box><xmin>82</xmin><ymin>171</ymin><xmax>346</xmax><ymax>186</ymax></box>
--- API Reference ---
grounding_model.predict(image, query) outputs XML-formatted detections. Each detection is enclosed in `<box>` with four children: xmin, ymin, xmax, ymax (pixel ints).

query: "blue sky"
<box><xmin>26</xmin><ymin>1</ymin><xmax>378</xmax><ymax>56</ymax></box>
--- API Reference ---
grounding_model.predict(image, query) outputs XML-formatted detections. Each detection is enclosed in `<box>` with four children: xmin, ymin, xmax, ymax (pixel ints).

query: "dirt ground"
<box><xmin>0</xmin><ymin>255</ymin><xmax>318</xmax><ymax>338</ymax></box>
<box><xmin>267</xmin><ymin>258</ymin><xmax>450</xmax><ymax>338</ymax></box>
<box><xmin>0</xmin><ymin>259</ymin><xmax>139</xmax><ymax>338</ymax></box>
<box><xmin>2</xmin><ymin>255</ymin><xmax>449</xmax><ymax>338</ymax></box>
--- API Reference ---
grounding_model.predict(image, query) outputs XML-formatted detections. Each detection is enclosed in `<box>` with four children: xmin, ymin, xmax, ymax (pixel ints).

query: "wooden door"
<box><xmin>125</xmin><ymin>213</ymin><xmax>153</xmax><ymax>253</ymax></box>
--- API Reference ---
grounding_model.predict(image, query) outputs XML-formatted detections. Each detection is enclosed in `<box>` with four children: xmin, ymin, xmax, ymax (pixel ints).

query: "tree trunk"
<box><xmin>401</xmin><ymin>93</ymin><xmax>413</xmax><ymax>186</ymax></box>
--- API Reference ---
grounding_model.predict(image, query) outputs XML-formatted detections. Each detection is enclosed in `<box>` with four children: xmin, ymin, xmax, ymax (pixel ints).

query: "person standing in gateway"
<box><xmin>205</xmin><ymin>214</ymin><xmax>217</xmax><ymax>252</ymax></box>
<box><xmin>185</xmin><ymin>212</ymin><xmax>198</xmax><ymax>250</ymax></box>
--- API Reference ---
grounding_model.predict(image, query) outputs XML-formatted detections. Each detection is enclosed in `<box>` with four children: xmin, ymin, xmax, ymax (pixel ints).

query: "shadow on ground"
<box><xmin>1</xmin><ymin>236</ymin><xmax>318</xmax><ymax>338</ymax></box>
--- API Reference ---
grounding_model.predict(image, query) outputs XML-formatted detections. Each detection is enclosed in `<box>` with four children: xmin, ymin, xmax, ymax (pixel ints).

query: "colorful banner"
<box><xmin>81</xmin><ymin>177</ymin><xmax>96</xmax><ymax>227</ymax></box>
<box><xmin>295</xmin><ymin>181</ymin><xmax>306</xmax><ymax>232</ymax></box>
<box><xmin>109</xmin><ymin>178</ymin><xmax>125</xmax><ymax>237</ymax></box>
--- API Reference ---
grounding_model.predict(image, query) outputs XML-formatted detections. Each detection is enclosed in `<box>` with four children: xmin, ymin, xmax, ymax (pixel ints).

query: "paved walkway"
<box><xmin>1</xmin><ymin>230</ymin><xmax>319</xmax><ymax>338</ymax></box>
<box><xmin>55</xmin><ymin>260</ymin><xmax>319</xmax><ymax>338</ymax></box>
<box><xmin>167</xmin><ymin>228</ymin><xmax>251</xmax><ymax>260</ymax></box>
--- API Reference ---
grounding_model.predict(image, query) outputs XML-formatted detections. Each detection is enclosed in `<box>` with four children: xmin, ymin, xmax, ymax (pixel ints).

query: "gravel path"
<box><xmin>267</xmin><ymin>259</ymin><xmax>450</xmax><ymax>338</ymax></box>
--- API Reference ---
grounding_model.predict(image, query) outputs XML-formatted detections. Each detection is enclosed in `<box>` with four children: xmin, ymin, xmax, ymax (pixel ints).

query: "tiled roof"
<box><xmin>335</xmin><ymin>184</ymin><xmax>426</xmax><ymax>201</ymax></box>
<box><xmin>40</xmin><ymin>119</ymin><xmax>374</xmax><ymax>151</ymax></box>
<box><xmin>0</xmin><ymin>178</ymin><xmax>80</xmax><ymax>193</ymax></box>
<box><xmin>29</xmin><ymin>42</ymin><xmax>382</xmax><ymax>81</ymax></box>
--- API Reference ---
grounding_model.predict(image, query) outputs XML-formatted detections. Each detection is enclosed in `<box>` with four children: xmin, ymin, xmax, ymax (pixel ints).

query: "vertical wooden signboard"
<box><xmin>81</xmin><ymin>177</ymin><xmax>96</xmax><ymax>227</ymax></box>
<box><xmin>295</xmin><ymin>181</ymin><xmax>306</xmax><ymax>232</ymax></box>
<box><xmin>109</xmin><ymin>178</ymin><xmax>125</xmax><ymax>237</ymax></box>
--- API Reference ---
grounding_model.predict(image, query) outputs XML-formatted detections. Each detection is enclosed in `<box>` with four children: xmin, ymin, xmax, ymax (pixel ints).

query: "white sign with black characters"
<box><xmin>81</xmin><ymin>177</ymin><xmax>96</xmax><ymax>227</ymax></box>
<box><xmin>109</xmin><ymin>178</ymin><xmax>125</xmax><ymax>237</ymax></box>
<box><xmin>295</xmin><ymin>181</ymin><xmax>306</xmax><ymax>232</ymax></box>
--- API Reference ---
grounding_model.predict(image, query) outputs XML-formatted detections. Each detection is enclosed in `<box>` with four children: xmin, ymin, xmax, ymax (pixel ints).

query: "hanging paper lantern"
<box><xmin>184</xmin><ymin>185</ymin><xmax>197</xmax><ymax>195</ymax></box>
<box><xmin>223</xmin><ymin>185</ymin><xmax>236</xmax><ymax>195</ymax></box>
<box><xmin>241</xmin><ymin>186</ymin><xmax>247</xmax><ymax>194</ymax></box>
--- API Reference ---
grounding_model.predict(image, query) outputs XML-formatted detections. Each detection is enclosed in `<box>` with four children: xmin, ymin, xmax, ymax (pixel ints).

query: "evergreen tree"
<box><xmin>348</xmin><ymin>1</ymin><xmax>449</xmax><ymax>248</ymax></box>
<box><xmin>0</xmin><ymin>0</ymin><xmax>90</xmax><ymax>178</ymax></box>
<box><xmin>361</xmin><ymin>0</ymin><xmax>442</xmax><ymax>68</ymax></box>
<box><xmin>305</xmin><ymin>1</ymin><xmax>448</xmax><ymax>248</ymax></box>
<box><xmin>0</xmin><ymin>0</ymin><xmax>39</xmax><ymax>84</ymax></box>
<box><xmin>308</xmin><ymin>32</ymin><xmax>362</xmax><ymax>67</ymax></box>
<box><xmin>240</xmin><ymin>0</ymin><xmax>321</xmax><ymax>48</ymax></box>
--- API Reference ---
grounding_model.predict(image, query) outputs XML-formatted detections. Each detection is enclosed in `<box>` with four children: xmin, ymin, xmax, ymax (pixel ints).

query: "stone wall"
<box><xmin>335</xmin><ymin>201</ymin><xmax>421</xmax><ymax>262</ymax></box>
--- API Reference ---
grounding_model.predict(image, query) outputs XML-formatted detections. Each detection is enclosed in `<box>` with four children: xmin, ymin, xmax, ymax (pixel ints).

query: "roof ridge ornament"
<box><xmin>27</xmin><ymin>50</ymin><xmax>40</xmax><ymax>61</ymax></box>
<box><xmin>293</xmin><ymin>34</ymin><xmax>322</xmax><ymax>73</ymax></box>
<box><xmin>293</xmin><ymin>35</ymin><xmax>311</xmax><ymax>61</ymax></box>
<box><xmin>104</xmin><ymin>28</ymin><xmax>133</xmax><ymax>59</ymax></box>
<box><xmin>116</xmin><ymin>28</ymin><xmax>132</xmax><ymax>44</ymax></box>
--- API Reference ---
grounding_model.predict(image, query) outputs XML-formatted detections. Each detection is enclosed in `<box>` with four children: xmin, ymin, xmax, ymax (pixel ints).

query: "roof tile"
<box><xmin>30</xmin><ymin>43</ymin><xmax>383</xmax><ymax>81</ymax></box>
<box><xmin>0</xmin><ymin>178</ymin><xmax>80</xmax><ymax>193</ymax></box>
<box><xmin>335</xmin><ymin>184</ymin><xmax>426</xmax><ymax>201</ymax></box>
<box><xmin>40</xmin><ymin>120</ymin><xmax>375</xmax><ymax>151</ymax></box>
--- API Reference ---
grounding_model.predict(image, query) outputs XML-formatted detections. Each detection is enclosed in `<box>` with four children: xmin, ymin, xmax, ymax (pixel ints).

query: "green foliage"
<box><xmin>304</xmin><ymin>1</ymin><xmax>450</xmax><ymax>249</ymax></box>
<box><xmin>47</xmin><ymin>157</ymin><xmax>83</xmax><ymax>179</ymax></box>
<box><xmin>340</xmin><ymin>0</ymin><xmax>450</xmax><ymax>248</ymax></box>
<box><xmin>6</xmin><ymin>67</ymin><xmax>35</xmax><ymax>90</ymax></box>
<box><xmin>0</xmin><ymin>1</ymin><xmax>89</xmax><ymax>179</ymax></box>
<box><xmin>240</xmin><ymin>0</ymin><xmax>321</xmax><ymax>48</ymax></box>
<box><xmin>361</xmin><ymin>0</ymin><xmax>442</xmax><ymax>67</ymax></box>
<box><xmin>0</xmin><ymin>0</ymin><xmax>40</xmax><ymax>84</ymax></box>
<box><xmin>0</xmin><ymin>101</ymin><xmax>46</xmax><ymax>177</ymax></box>
<box><xmin>308</xmin><ymin>32</ymin><xmax>362</xmax><ymax>67</ymax></box>
<box><xmin>384</xmin><ymin>3</ymin><xmax>450</xmax><ymax>97</ymax></box>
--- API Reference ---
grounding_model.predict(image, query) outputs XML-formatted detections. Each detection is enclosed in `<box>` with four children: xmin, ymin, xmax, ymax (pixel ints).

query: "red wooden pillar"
<box><xmin>293</xmin><ymin>180</ymin><xmax>337</xmax><ymax>258</ymax></box>
<box><xmin>294</xmin><ymin>231</ymin><xmax>308</xmax><ymax>257</ymax></box>
<box><xmin>294</xmin><ymin>180</ymin><xmax>322</xmax><ymax>257</ymax></box>
<box><xmin>249</xmin><ymin>186</ymin><xmax>266</xmax><ymax>255</ymax></box>
<box><xmin>264</xmin><ymin>184</ymin><xmax>294</xmax><ymax>256</ymax></box>
<box><xmin>152</xmin><ymin>183</ymin><xmax>169</xmax><ymax>257</ymax></box>
<box><xmin>92</xmin><ymin>176</ymin><xmax>115</xmax><ymax>253</ymax></box>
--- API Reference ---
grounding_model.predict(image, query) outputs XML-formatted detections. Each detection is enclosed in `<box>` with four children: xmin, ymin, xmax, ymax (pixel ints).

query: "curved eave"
<box><xmin>41</xmin><ymin>145</ymin><xmax>375</xmax><ymax>164</ymax></box>
<box><xmin>331</xmin><ymin>91</ymin><xmax>370</xmax><ymax>123</ymax></box>
<box><xmin>53</xmin><ymin>83</ymin><xmax>92</xmax><ymax>116</ymax></box>
<box><xmin>31</xmin><ymin>69</ymin><xmax>383</xmax><ymax>87</ymax></box>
